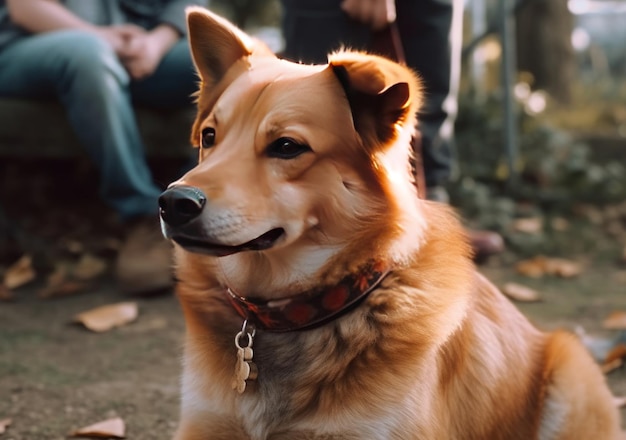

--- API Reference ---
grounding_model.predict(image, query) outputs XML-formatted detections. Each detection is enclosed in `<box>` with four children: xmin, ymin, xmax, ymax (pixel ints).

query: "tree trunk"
<box><xmin>516</xmin><ymin>0</ymin><xmax>575</xmax><ymax>104</ymax></box>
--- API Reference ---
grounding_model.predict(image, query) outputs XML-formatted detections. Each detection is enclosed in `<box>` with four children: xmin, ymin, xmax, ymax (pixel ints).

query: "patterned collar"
<box><xmin>225</xmin><ymin>261</ymin><xmax>391</xmax><ymax>332</ymax></box>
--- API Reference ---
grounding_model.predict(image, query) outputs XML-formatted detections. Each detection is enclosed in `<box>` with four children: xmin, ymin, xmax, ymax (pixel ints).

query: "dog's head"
<box><xmin>160</xmin><ymin>8</ymin><xmax>426</xmax><ymax>296</ymax></box>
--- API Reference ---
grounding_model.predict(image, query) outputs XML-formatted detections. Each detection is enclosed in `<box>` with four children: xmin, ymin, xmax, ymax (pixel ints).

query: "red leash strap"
<box><xmin>370</xmin><ymin>23</ymin><xmax>426</xmax><ymax>199</ymax></box>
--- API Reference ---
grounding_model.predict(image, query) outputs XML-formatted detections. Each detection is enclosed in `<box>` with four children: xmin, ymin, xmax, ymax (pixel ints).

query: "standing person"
<box><xmin>280</xmin><ymin>0</ymin><xmax>504</xmax><ymax>258</ymax></box>
<box><xmin>0</xmin><ymin>0</ymin><xmax>207</xmax><ymax>294</ymax></box>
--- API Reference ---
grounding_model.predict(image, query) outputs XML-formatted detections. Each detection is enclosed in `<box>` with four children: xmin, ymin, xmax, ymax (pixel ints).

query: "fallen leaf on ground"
<box><xmin>38</xmin><ymin>265</ymin><xmax>89</xmax><ymax>299</ymax></box>
<box><xmin>604</xmin><ymin>312</ymin><xmax>626</xmax><ymax>330</ymax></box>
<box><xmin>0</xmin><ymin>284</ymin><xmax>14</xmax><ymax>301</ymax></box>
<box><xmin>72</xmin><ymin>254</ymin><xmax>107</xmax><ymax>281</ymax></box>
<box><xmin>543</xmin><ymin>258</ymin><xmax>582</xmax><ymax>278</ymax></box>
<box><xmin>70</xmin><ymin>417</ymin><xmax>125</xmax><ymax>438</ymax></box>
<box><xmin>38</xmin><ymin>280</ymin><xmax>89</xmax><ymax>299</ymax></box>
<box><xmin>0</xmin><ymin>418</ymin><xmax>11</xmax><ymax>434</ymax></box>
<box><xmin>602</xmin><ymin>358</ymin><xmax>623</xmax><ymax>375</ymax></box>
<box><xmin>74</xmin><ymin>302</ymin><xmax>138</xmax><ymax>333</ymax></box>
<box><xmin>605</xmin><ymin>343</ymin><xmax>626</xmax><ymax>363</ymax></box>
<box><xmin>512</xmin><ymin>217</ymin><xmax>543</xmax><ymax>234</ymax></box>
<box><xmin>3</xmin><ymin>255</ymin><xmax>36</xmax><ymax>289</ymax></box>
<box><xmin>613</xmin><ymin>396</ymin><xmax>626</xmax><ymax>409</ymax></box>
<box><xmin>502</xmin><ymin>282</ymin><xmax>541</xmax><ymax>302</ymax></box>
<box><xmin>515</xmin><ymin>256</ymin><xmax>582</xmax><ymax>278</ymax></box>
<box><xmin>515</xmin><ymin>256</ymin><xmax>547</xmax><ymax>278</ymax></box>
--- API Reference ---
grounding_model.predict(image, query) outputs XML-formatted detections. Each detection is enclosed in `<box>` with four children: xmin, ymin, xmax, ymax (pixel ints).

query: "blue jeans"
<box><xmin>0</xmin><ymin>29</ymin><xmax>197</xmax><ymax>219</ymax></box>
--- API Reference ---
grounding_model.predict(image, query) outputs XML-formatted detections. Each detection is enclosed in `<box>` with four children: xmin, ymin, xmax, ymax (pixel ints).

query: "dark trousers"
<box><xmin>280</xmin><ymin>0</ymin><xmax>463</xmax><ymax>188</ymax></box>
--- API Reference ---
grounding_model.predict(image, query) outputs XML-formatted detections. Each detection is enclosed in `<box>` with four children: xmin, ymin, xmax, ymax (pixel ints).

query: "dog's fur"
<box><xmin>162</xmin><ymin>8</ymin><xmax>621</xmax><ymax>439</ymax></box>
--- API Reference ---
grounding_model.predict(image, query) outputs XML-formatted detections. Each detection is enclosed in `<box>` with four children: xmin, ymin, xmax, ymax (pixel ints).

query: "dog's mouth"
<box><xmin>170</xmin><ymin>227</ymin><xmax>285</xmax><ymax>257</ymax></box>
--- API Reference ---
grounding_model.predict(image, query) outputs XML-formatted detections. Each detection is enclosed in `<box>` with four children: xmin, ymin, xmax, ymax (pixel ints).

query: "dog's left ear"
<box><xmin>186</xmin><ymin>7</ymin><xmax>254</xmax><ymax>87</ymax></box>
<box><xmin>187</xmin><ymin>7</ymin><xmax>275</xmax><ymax>148</ymax></box>
<box><xmin>329</xmin><ymin>51</ymin><xmax>422</xmax><ymax>148</ymax></box>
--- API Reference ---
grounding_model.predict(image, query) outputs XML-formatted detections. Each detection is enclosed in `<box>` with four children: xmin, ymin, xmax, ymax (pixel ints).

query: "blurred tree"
<box><xmin>210</xmin><ymin>0</ymin><xmax>280</xmax><ymax>29</ymax></box>
<box><xmin>516</xmin><ymin>0</ymin><xmax>575</xmax><ymax>104</ymax></box>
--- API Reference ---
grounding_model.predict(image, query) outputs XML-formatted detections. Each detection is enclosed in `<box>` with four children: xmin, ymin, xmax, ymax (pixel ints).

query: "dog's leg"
<box><xmin>269</xmin><ymin>432</ymin><xmax>360</xmax><ymax>440</ymax></box>
<box><xmin>538</xmin><ymin>331</ymin><xmax>620</xmax><ymax>440</ymax></box>
<box><xmin>174</xmin><ymin>415</ymin><xmax>250</xmax><ymax>440</ymax></box>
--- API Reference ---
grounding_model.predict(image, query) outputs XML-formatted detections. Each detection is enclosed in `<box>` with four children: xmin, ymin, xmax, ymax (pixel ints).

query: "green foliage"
<box><xmin>453</xmin><ymin>91</ymin><xmax>626</xmax><ymax>209</ymax></box>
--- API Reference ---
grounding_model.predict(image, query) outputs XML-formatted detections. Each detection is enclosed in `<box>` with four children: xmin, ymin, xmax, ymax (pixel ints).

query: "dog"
<box><xmin>158</xmin><ymin>7</ymin><xmax>621</xmax><ymax>440</ymax></box>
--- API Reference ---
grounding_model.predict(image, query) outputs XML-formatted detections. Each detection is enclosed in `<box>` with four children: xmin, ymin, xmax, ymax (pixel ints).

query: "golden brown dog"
<box><xmin>158</xmin><ymin>7</ymin><xmax>621</xmax><ymax>439</ymax></box>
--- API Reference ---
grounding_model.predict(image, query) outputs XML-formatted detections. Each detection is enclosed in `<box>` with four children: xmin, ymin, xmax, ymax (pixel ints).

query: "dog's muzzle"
<box><xmin>159</xmin><ymin>185</ymin><xmax>206</xmax><ymax>228</ymax></box>
<box><xmin>159</xmin><ymin>185</ymin><xmax>284</xmax><ymax>256</ymax></box>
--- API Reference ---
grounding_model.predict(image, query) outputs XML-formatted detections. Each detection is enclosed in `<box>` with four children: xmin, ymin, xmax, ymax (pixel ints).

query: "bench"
<box><xmin>0</xmin><ymin>98</ymin><xmax>195</xmax><ymax>158</ymax></box>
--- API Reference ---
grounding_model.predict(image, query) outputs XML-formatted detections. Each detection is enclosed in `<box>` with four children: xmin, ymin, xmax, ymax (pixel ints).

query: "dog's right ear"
<box><xmin>328</xmin><ymin>51</ymin><xmax>422</xmax><ymax>151</ymax></box>
<box><xmin>186</xmin><ymin>7</ymin><xmax>253</xmax><ymax>87</ymax></box>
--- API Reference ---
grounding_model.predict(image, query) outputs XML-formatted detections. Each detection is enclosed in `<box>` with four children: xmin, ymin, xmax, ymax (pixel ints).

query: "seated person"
<box><xmin>0</xmin><ymin>0</ymin><xmax>207</xmax><ymax>294</ymax></box>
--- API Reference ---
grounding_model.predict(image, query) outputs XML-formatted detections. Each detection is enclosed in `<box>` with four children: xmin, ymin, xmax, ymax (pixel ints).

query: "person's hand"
<box><xmin>340</xmin><ymin>0</ymin><xmax>396</xmax><ymax>30</ymax></box>
<box><xmin>118</xmin><ymin>25</ymin><xmax>179</xmax><ymax>80</ymax></box>
<box><xmin>118</xmin><ymin>32</ymin><xmax>163</xmax><ymax>80</ymax></box>
<box><xmin>93</xmin><ymin>24</ymin><xmax>145</xmax><ymax>56</ymax></box>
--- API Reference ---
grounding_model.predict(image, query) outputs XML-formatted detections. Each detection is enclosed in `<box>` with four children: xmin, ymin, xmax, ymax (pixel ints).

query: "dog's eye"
<box><xmin>266</xmin><ymin>138</ymin><xmax>311</xmax><ymax>159</ymax></box>
<box><xmin>201</xmin><ymin>127</ymin><xmax>216</xmax><ymax>149</ymax></box>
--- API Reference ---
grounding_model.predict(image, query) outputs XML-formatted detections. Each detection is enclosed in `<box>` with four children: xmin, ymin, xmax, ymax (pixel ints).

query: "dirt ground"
<box><xmin>1</xmin><ymin>160</ymin><xmax>626</xmax><ymax>439</ymax></box>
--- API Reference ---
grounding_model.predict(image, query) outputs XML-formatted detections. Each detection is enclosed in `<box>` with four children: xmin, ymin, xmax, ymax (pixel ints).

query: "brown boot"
<box><xmin>467</xmin><ymin>229</ymin><xmax>505</xmax><ymax>263</ymax></box>
<box><xmin>115</xmin><ymin>216</ymin><xmax>173</xmax><ymax>295</ymax></box>
<box><xmin>426</xmin><ymin>186</ymin><xmax>505</xmax><ymax>262</ymax></box>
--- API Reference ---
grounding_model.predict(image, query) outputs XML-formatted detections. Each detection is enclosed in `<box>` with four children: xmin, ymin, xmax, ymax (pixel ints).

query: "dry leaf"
<box><xmin>605</xmin><ymin>343</ymin><xmax>626</xmax><ymax>364</ymax></box>
<box><xmin>0</xmin><ymin>418</ymin><xmax>11</xmax><ymax>434</ymax></box>
<box><xmin>512</xmin><ymin>217</ymin><xmax>542</xmax><ymax>234</ymax></box>
<box><xmin>613</xmin><ymin>396</ymin><xmax>626</xmax><ymax>409</ymax></box>
<box><xmin>70</xmin><ymin>417</ymin><xmax>125</xmax><ymax>438</ymax></box>
<box><xmin>0</xmin><ymin>284</ymin><xmax>14</xmax><ymax>301</ymax></box>
<box><xmin>74</xmin><ymin>302</ymin><xmax>138</xmax><ymax>333</ymax></box>
<box><xmin>603</xmin><ymin>342</ymin><xmax>626</xmax><ymax>374</ymax></box>
<box><xmin>603</xmin><ymin>312</ymin><xmax>626</xmax><ymax>330</ymax></box>
<box><xmin>3</xmin><ymin>255</ymin><xmax>36</xmax><ymax>289</ymax></box>
<box><xmin>47</xmin><ymin>265</ymin><xmax>68</xmax><ymax>285</ymax></box>
<box><xmin>515</xmin><ymin>256</ymin><xmax>582</xmax><ymax>278</ymax></box>
<box><xmin>615</xmin><ymin>271</ymin><xmax>626</xmax><ymax>285</ymax></box>
<box><xmin>38</xmin><ymin>265</ymin><xmax>89</xmax><ymax>299</ymax></box>
<box><xmin>72</xmin><ymin>254</ymin><xmax>107</xmax><ymax>281</ymax></box>
<box><xmin>543</xmin><ymin>258</ymin><xmax>582</xmax><ymax>278</ymax></box>
<box><xmin>502</xmin><ymin>282</ymin><xmax>541</xmax><ymax>302</ymax></box>
<box><xmin>515</xmin><ymin>256</ymin><xmax>547</xmax><ymax>278</ymax></box>
<box><xmin>602</xmin><ymin>358</ymin><xmax>623</xmax><ymax>375</ymax></box>
<box><xmin>38</xmin><ymin>280</ymin><xmax>89</xmax><ymax>299</ymax></box>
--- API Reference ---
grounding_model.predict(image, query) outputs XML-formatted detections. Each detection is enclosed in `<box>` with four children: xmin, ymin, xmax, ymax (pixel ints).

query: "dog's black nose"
<box><xmin>159</xmin><ymin>186</ymin><xmax>206</xmax><ymax>227</ymax></box>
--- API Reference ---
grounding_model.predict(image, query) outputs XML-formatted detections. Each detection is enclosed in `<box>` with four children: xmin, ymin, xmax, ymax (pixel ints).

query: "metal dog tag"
<box><xmin>232</xmin><ymin>321</ymin><xmax>258</xmax><ymax>393</ymax></box>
